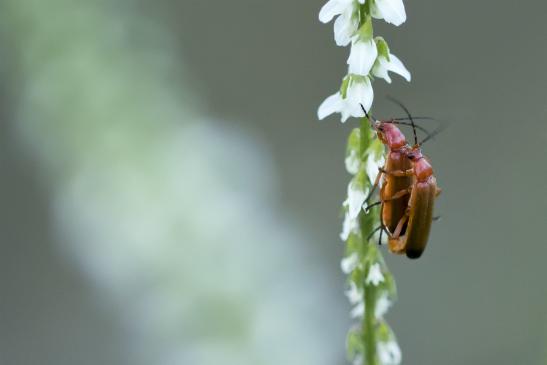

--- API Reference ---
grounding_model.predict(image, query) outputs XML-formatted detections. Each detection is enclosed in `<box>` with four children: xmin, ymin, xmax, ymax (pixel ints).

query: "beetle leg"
<box><xmin>364</xmin><ymin>169</ymin><xmax>384</xmax><ymax>203</ymax></box>
<box><xmin>363</xmin><ymin>201</ymin><xmax>381</xmax><ymax>213</ymax></box>
<box><xmin>391</xmin><ymin>210</ymin><xmax>410</xmax><ymax>239</ymax></box>
<box><xmin>379</xmin><ymin>167</ymin><xmax>414</xmax><ymax>177</ymax></box>
<box><xmin>381</xmin><ymin>187</ymin><xmax>412</xmax><ymax>202</ymax></box>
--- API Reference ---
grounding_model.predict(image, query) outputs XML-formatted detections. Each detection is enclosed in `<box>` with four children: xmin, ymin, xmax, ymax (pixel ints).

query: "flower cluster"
<box><xmin>342</xmin><ymin>127</ymin><xmax>400</xmax><ymax>365</ymax></box>
<box><xmin>317</xmin><ymin>0</ymin><xmax>411</xmax><ymax>123</ymax></box>
<box><xmin>317</xmin><ymin>1</ymin><xmax>412</xmax><ymax>364</ymax></box>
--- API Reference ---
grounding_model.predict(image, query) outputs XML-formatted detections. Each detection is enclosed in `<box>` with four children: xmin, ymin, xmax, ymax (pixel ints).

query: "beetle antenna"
<box><xmin>393</xmin><ymin>116</ymin><xmax>436</xmax><ymax>122</ymax></box>
<box><xmin>387</xmin><ymin>96</ymin><xmax>417</xmax><ymax>145</ymax></box>
<box><xmin>387</xmin><ymin>121</ymin><xmax>431</xmax><ymax>136</ymax></box>
<box><xmin>359</xmin><ymin>104</ymin><xmax>375</xmax><ymax>128</ymax></box>
<box><xmin>419</xmin><ymin>124</ymin><xmax>446</xmax><ymax>146</ymax></box>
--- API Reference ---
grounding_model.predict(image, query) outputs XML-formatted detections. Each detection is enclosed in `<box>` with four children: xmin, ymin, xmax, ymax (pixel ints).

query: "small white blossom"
<box><xmin>345</xmin><ymin>150</ymin><xmax>360</xmax><ymax>175</ymax></box>
<box><xmin>348</xmin><ymin>39</ymin><xmax>378</xmax><ymax>76</ymax></box>
<box><xmin>365</xmin><ymin>263</ymin><xmax>385</xmax><ymax>286</ymax></box>
<box><xmin>341</xmin><ymin>252</ymin><xmax>360</xmax><ymax>274</ymax></box>
<box><xmin>318</xmin><ymin>77</ymin><xmax>374</xmax><ymax>122</ymax></box>
<box><xmin>319</xmin><ymin>0</ymin><xmax>364</xmax><ymax>46</ymax></box>
<box><xmin>377</xmin><ymin>341</ymin><xmax>402</xmax><ymax>365</ymax></box>
<box><xmin>350</xmin><ymin>302</ymin><xmax>365</xmax><ymax>318</ymax></box>
<box><xmin>375</xmin><ymin>294</ymin><xmax>392</xmax><ymax>318</ymax></box>
<box><xmin>352</xmin><ymin>355</ymin><xmax>363</xmax><ymax>365</ymax></box>
<box><xmin>345</xmin><ymin>281</ymin><xmax>363</xmax><ymax>305</ymax></box>
<box><xmin>340</xmin><ymin>211</ymin><xmax>360</xmax><ymax>241</ymax></box>
<box><xmin>372</xmin><ymin>52</ymin><xmax>411</xmax><ymax>83</ymax></box>
<box><xmin>343</xmin><ymin>180</ymin><xmax>368</xmax><ymax>219</ymax></box>
<box><xmin>366</xmin><ymin>153</ymin><xmax>385</xmax><ymax>184</ymax></box>
<box><xmin>371</xmin><ymin>0</ymin><xmax>407</xmax><ymax>26</ymax></box>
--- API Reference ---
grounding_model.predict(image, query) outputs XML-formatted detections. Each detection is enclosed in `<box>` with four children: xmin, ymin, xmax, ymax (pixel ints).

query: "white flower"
<box><xmin>377</xmin><ymin>341</ymin><xmax>402</xmax><ymax>365</ymax></box>
<box><xmin>343</xmin><ymin>180</ymin><xmax>368</xmax><ymax>219</ymax></box>
<box><xmin>348</xmin><ymin>39</ymin><xmax>378</xmax><ymax>76</ymax></box>
<box><xmin>340</xmin><ymin>211</ymin><xmax>360</xmax><ymax>241</ymax></box>
<box><xmin>334</xmin><ymin>7</ymin><xmax>359</xmax><ymax>46</ymax></box>
<box><xmin>345</xmin><ymin>150</ymin><xmax>360</xmax><ymax>175</ymax></box>
<box><xmin>366</xmin><ymin>153</ymin><xmax>385</xmax><ymax>184</ymax></box>
<box><xmin>365</xmin><ymin>263</ymin><xmax>385</xmax><ymax>286</ymax></box>
<box><xmin>319</xmin><ymin>0</ymin><xmax>353</xmax><ymax>23</ymax></box>
<box><xmin>350</xmin><ymin>302</ymin><xmax>365</xmax><ymax>318</ymax></box>
<box><xmin>345</xmin><ymin>281</ymin><xmax>362</xmax><ymax>304</ymax></box>
<box><xmin>319</xmin><ymin>0</ymin><xmax>364</xmax><ymax>46</ymax></box>
<box><xmin>375</xmin><ymin>294</ymin><xmax>392</xmax><ymax>318</ymax></box>
<box><xmin>371</xmin><ymin>0</ymin><xmax>407</xmax><ymax>26</ymax></box>
<box><xmin>341</xmin><ymin>252</ymin><xmax>360</xmax><ymax>274</ymax></box>
<box><xmin>372</xmin><ymin>52</ymin><xmax>411</xmax><ymax>83</ymax></box>
<box><xmin>318</xmin><ymin>77</ymin><xmax>374</xmax><ymax>122</ymax></box>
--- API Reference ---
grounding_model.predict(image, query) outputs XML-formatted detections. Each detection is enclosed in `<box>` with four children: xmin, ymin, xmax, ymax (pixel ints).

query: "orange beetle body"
<box><xmin>386</xmin><ymin>147</ymin><xmax>441</xmax><ymax>259</ymax></box>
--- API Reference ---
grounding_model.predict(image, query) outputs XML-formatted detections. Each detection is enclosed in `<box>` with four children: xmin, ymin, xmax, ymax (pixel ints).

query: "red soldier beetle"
<box><xmin>381</xmin><ymin>120</ymin><xmax>443</xmax><ymax>259</ymax></box>
<box><xmin>361</xmin><ymin>104</ymin><xmax>430</xmax><ymax>240</ymax></box>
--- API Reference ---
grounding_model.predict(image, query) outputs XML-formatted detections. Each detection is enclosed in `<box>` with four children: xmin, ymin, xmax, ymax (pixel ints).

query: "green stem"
<box><xmin>360</xmin><ymin>117</ymin><xmax>377</xmax><ymax>365</ymax></box>
<box><xmin>364</xmin><ymin>283</ymin><xmax>377</xmax><ymax>365</ymax></box>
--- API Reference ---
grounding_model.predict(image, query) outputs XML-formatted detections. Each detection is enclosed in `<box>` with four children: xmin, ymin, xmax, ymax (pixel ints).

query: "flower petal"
<box><xmin>341</xmin><ymin>252</ymin><xmax>360</xmax><ymax>274</ymax></box>
<box><xmin>372</xmin><ymin>53</ymin><xmax>411</xmax><ymax>83</ymax></box>
<box><xmin>318</xmin><ymin>92</ymin><xmax>343</xmax><ymax>120</ymax></box>
<box><xmin>340</xmin><ymin>211</ymin><xmax>360</xmax><ymax>241</ymax></box>
<box><xmin>375</xmin><ymin>294</ymin><xmax>392</xmax><ymax>318</ymax></box>
<box><xmin>365</xmin><ymin>263</ymin><xmax>385</xmax><ymax>286</ymax></box>
<box><xmin>345</xmin><ymin>149</ymin><xmax>360</xmax><ymax>175</ymax></box>
<box><xmin>345</xmin><ymin>281</ymin><xmax>362</xmax><ymax>304</ymax></box>
<box><xmin>372</xmin><ymin>57</ymin><xmax>392</xmax><ymax>83</ymax></box>
<box><xmin>346</xmin><ymin>78</ymin><xmax>374</xmax><ymax>116</ymax></box>
<box><xmin>347</xmin><ymin>39</ymin><xmax>378</xmax><ymax>76</ymax></box>
<box><xmin>373</xmin><ymin>0</ymin><xmax>406</xmax><ymax>26</ymax></box>
<box><xmin>344</xmin><ymin>180</ymin><xmax>368</xmax><ymax>219</ymax></box>
<box><xmin>386</xmin><ymin>53</ymin><xmax>411</xmax><ymax>81</ymax></box>
<box><xmin>366</xmin><ymin>153</ymin><xmax>384</xmax><ymax>184</ymax></box>
<box><xmin>334</xmin><ymin>8</ymin><xmax>358</xmax><ymax>46</ymax></box>
<box><xmin>350</xmin><ymin>302</ymin><xmax>365</xmax><ymax>318</ymax></box>
<box><xmin>319</xmin><ymin>0</ymin><xmax>344</xmax><ymax>23</ymax></box>
<box><xmin>377</xmin><ymin>341</ymin><xmax>402</xmax><ymax>365</ymax></box>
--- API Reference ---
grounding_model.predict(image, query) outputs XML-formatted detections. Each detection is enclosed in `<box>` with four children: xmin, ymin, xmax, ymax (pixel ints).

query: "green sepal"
<box><xmin>375</xmin><ymin>36</ymin><xmax>390</xmax><ymax>61</ymax></box>
<box><xmin>340</xmin><ymin>75</ymin><xmax>351</xmax><ymax>99</ymax></box>
<box><xmin>357</xmin><ymin>15</ymin><xmax>373</xmax><ymax>42</ymax></box>
<box><xmin>347</xmin><ymin>127</ymin><xmax>361</xmax><ymax>158</ymax></box>
<box><xmin>347</xmin><ymin>327</ymin><xmax>364</xmax><ymax>360</ymax></box>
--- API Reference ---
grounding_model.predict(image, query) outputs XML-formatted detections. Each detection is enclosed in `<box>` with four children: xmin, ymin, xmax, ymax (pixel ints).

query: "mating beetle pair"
<box><xmin>361</xmin><ymin>102</ymin><xmax>442</xmax><ymax>259</ymax></box>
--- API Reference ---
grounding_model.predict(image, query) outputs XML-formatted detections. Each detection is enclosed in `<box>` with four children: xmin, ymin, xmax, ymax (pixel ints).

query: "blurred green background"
<box><xmin>1</xmin><ymin>0</ymin><xmax>547</xmax><ymax>364</ymax></box>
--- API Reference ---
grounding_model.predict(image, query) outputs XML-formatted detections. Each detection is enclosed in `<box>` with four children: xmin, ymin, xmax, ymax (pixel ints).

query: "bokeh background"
<box><xmin>1</xmin><ymin>0</ymin><xmax>547</xmax><ymax>364</ymax></box>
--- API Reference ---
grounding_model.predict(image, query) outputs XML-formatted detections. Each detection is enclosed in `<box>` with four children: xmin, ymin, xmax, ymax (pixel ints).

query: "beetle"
<box><xmin>381</xmin><ymin>129</ymin><xmax>443</xmax><ymax>259</ymax></box>
<box><xmin>361</xmin><ymin>104</ymin><xmax>430</xmax><ymax>238</ymax></box>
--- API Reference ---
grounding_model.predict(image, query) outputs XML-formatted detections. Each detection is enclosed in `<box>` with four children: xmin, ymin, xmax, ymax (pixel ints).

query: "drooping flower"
<box><xmin>348</xmin><ymin>39</ymin><xmax>378</xmax><ymax>76</ymax></box>
<box><xmin>371</xmin><ymin>0</ymin><xmax>407</xmax><ymax>26</ymax></box>
<box><xmin>350</xmin><ymin>302</ymin><xmax>365</xmax><ymax>318</ymax></box>
<box><xmin>319</xmin><ymin>0</ymin><xmax>364</xmax><ymax>46</ymax></box>
<box><xmin>372</xmin><ymin>52</ymin><xmax>411</xmax><ymax>83</ymax></box>
<box><xmin>365</xmin><ymin>153</ymin><xmax>385</xmax><ymax>185</ymax></box>
<box><xmin>340</xmin><ymin>210</ymin><xmax>360</xmax><ymax>241</ymax></box>
<box><xmin>341</xmin><ymin>252</ymin><xmax>360</xmax><ymax>274</ymax></box>
<box><xmin>375</xmin><ymin>294</ymin><xmax>392</xmax><ymax>318</ymax></box>
<box><xmin>318</xmin><ymin>77</ymin><xmax>374</xmax><ymax>122</ymax></box>
<box><xmin>345</xmin><ymin>149</ymin><xmax>360</xmax><ymax>175</ymax></box>
<box><xmin>343</xmin><ymin>179</ymin><xmax>368</xmax><ymax>219</ymax></box>
<box><xmin>345</xmin><ymin>281</ymin><xmax>363</xmax><ymax>305</ymax></box>
<box><xmin>377</xmin><ymin>340</ymin><xmax>402</xmax><ymax>365</ymax></box>
<box><xmin>365</xmin><ymin>263</ymin><xmax>385</xmax><ymax>286</ymax></box>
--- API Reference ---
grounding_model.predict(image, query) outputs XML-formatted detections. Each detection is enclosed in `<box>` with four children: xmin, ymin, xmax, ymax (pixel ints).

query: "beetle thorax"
<box><xmin>382</xmin><ymin>124</ymin><xmax>406</xmax><ymax>150</ymax></box>
<box><xmin>414</xmin><ymin>158</ymin><xmax>433</xmax><ymax>181</ymax></box>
